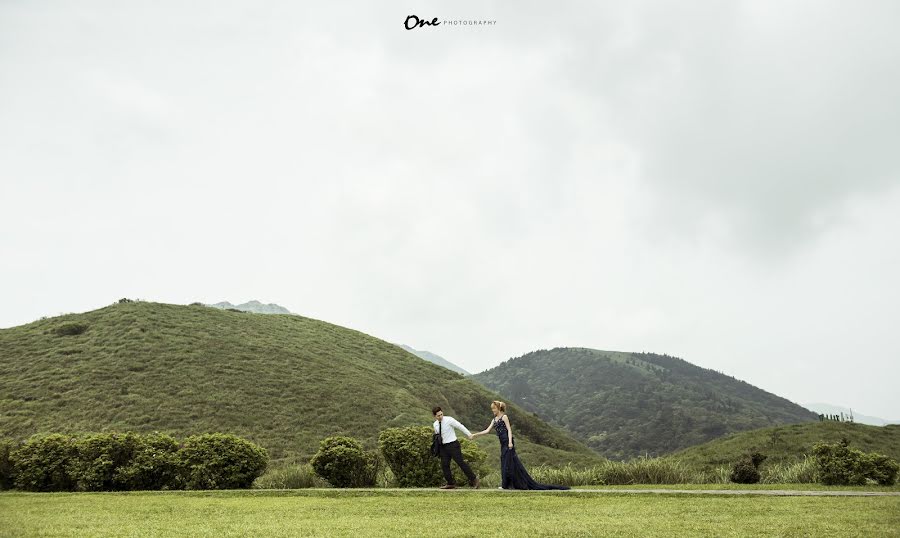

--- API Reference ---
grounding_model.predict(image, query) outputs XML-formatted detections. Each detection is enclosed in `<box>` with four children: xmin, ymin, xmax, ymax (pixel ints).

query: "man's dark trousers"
<box><xmin>440</xmin><ymin>440</ymin><xmax>476</xmax><ymax>485</ymax></box>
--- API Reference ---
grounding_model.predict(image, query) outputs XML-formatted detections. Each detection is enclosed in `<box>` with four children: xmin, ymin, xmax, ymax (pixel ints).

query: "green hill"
<box><xmin>672</xmin><ymin>421</ymin><xmax>900</xmax><ymax>472</ymax></box>
<box><xmin>472</xmin><ymin>348</ymin><xmax>819</xmax><ymax>459</ymax></box>
<box><xmin>0</xmin><ymin>302</ymin><xmax>599</xmax><ymax>466</ymax></box>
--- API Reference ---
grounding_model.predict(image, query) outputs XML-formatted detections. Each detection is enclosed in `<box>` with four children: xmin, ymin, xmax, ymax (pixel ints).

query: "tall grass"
<box><xmin>527</xmin><ymin>458</ymin><xmax>701</xmax><ymax>486</ymax></box>
<box><xmin>702</xmin><ymin>465</ymin><xmax>733</xmax><ymax>484</ymax></box>
<box><xmin>761</xmin><ymin>456</ymin><xmax>819</xmax><ymax>484</ymax></box>
<box><xmin>252</xmin><ymin>465</ymin><xmax>328</xmax><ymax>489</ymax></box>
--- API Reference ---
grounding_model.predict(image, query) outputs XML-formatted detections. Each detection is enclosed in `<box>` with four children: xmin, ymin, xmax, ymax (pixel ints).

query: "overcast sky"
<box><xmin>2</xmin><ymin>1</ymin><xmax>898</xmax><ymax>419</ymax></box>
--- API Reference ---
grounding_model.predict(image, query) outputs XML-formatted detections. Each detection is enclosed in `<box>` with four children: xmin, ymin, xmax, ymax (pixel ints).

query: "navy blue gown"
<box><xmin>494</xmin><ymin>415</ymin><xmax>570</xmax><ymax>490</ymax></box>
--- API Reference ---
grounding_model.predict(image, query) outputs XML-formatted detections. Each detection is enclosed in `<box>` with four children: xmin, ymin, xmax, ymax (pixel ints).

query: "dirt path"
<box><xmin>373</xmin><ymin>488</ymin><xmax>900</xmax><ymax>496</ymax></box>
<box><xmin>550</xmin><ymin>488</ymin><xmax>899</xmax><ymax>496</ymax></box>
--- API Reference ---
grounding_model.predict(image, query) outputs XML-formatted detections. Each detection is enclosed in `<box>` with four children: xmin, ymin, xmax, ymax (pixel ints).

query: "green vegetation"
<box><xmin>673</xmin><ymin>421</ymin><xmax>900</xmax><ymax>473</ymax></box>
<box><xmin>6</xmin><ymin>432</ymin><xmax>267</xmax><ymax>492</ymax></box>
<box><xmin>813</xmin><ymin>440</ymin><xmax>899</xmax><ymax>486</ymax></box>
<box><xmin>0</xmin><ymin>301</ymin><xmax>598</xmax><ymax>467</ymax></box>
<box><xmin>309</xmin><ymin>436</ymin><xmax>380</xmax><ymax>487</ymax></box>
<box><xmin>1</xmin><ymin>490</ymin><xmax>897</xmax><ymax>537</ymax></box>
<box><xmin>252</xmin><ymin>464</ymin><xmax>327</xmax><ymax>489</ymax></box>
<box><xmin>730</xmin><ymin>452</ymin><xmax>766</xmax><ymax>484</ymax></box>
<box><xmin>378</xmin><ymin>426</ymin><xmax>488</xmax><ymax>487</ymax></box>
<box><xmin>473</xmin><ymin>348</ymin><xmax>818</xmax><ymax>459</ymax></box>
<box><xmin>178</xmin><ymin>433</ymin><xmax>269</xmax><ymax>490</ymax></box>
<box><xmin>521</xmin><ymin>458</ymin><xmax>698</xmax><ymax>486</ymax></box>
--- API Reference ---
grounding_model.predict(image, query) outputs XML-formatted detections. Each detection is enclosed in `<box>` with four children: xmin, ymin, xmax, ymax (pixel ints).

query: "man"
<box><xmin>432</xmin><ymin>406</ymin><xmax>480</xmax><ymax>489</ymax></box>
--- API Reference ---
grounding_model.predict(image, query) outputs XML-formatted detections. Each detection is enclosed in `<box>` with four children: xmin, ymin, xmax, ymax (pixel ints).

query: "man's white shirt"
<box><xmin>433</xmin><ymin>416</ymin><xmax>472</xmax><ymax>444</ymax></box>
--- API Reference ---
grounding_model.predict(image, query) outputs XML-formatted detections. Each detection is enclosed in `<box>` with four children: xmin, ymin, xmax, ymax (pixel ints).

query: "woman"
<box><xmin>472</xmin><ymin>401</ymin><xmax>570</xmax><ymax>490</ymax></box>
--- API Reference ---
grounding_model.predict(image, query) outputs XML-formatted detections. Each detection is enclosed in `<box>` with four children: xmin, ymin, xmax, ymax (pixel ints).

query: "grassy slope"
<box><xmin>0</xmin><ymin>302</ymin><xmax>598</xmax><ymax>466</ymax></box>
<box><xmin>672</xmin><ymin>421</ymin><xmax>900</xmax><ymax>472</ymax></box>
<box><xmin>1</xmin><ymin>490</ymin><xmax>897</xmax><ymax>538</ymax></box>
<box><xmin>473</xmin><ymin>348</ymin><xmax>819</xmax><ymax>459</ymax></box>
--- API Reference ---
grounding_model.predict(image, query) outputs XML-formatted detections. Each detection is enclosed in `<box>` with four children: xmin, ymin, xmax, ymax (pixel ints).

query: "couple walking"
<box><xmin>431</xmin><ymin>401</ymin><xmax>569</xmax><ymax>490</ymax></box>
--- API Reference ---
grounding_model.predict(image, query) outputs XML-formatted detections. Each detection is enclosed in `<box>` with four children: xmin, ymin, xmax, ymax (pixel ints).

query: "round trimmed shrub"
<box><xmin>70</xmin><ymin>433</ymin><xmax>142</xmax><ymax>491</ymax></box>
<box><xmin>379</xmin><ymin>427</ymin><xmax>488</xmax><ymax>487</ymax></box>
<box><xmin>310</xmin><ymin>436</ymin><xmax>380</xmax><ymax>488</ymax></box>
<box><xmin>178</xmin><ymin>433</ymin><xmax>269</xmax><ymax>490</ymax></box>
<box><xmin>116</xmin><ymin>432</ymin><xmax>181</xmax><ymax>490</ymax></box>
<box><xmin>730</xmin><ymin>460</ymin><xmax>761</xmax><ymax>484</ymax></box>
<box><xmin>13</xmin><ymin>434</ymin><xmax>79</xmax><ymax>491</ymax></box>
<box><xmin>67</xmin><ymin>432</ymin><xmax>182</xmax><ymax>491</ymax></box>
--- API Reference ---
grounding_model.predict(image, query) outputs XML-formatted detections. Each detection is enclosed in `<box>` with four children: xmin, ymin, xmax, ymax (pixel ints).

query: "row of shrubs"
<box><xmin>307</xmin><ymin>427</ymin><xmax>489</xmax><ymax>488</ymax></box>
<box><xmin>0</xmin><ymin>433</ymin><xmax>268</xmax><ymax>492</ymax></box>
<box><xmin>291</xmin><ymin>432</ymin><xmax>899</xmax><ymax>488</ymax></box>
<box><xmin>5</xmin><ymin>430</ymin><xmax>895</xmax><ymax>491</ymax></box>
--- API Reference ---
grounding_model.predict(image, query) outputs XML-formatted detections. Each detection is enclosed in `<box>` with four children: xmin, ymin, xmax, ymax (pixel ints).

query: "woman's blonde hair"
<box><xmin>491</xmin><ymin>400</ymin><xmax>506</xmax><ymax>412</ymax></box>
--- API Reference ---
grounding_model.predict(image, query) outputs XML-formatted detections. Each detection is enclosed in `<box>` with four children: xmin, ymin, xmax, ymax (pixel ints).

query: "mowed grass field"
<box><xmin>2</xmin><ymin>490</ymin><xmax>898</xmax><ymax>538</ymax></box>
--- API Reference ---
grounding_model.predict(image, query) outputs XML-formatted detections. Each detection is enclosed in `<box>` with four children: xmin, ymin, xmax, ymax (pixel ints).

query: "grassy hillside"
<box><xmin>0</xmin><ymin>302</ymin><xmax>598</xmax><ymax>466</ymax></box>
<box><xmin>473</xmin><ymin>348</ymin><xmax>819</xmax><ymax>459</ymax></box>
<box><xmin>672</xmin><ymin>421</ymin><xmax>900</xmax><ymax>472</ymax></box>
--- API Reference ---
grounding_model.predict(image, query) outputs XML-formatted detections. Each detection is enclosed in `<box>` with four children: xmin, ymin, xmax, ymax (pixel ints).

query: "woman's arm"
<box><xmin>502</xmin><ymin>415</ymin><xmax>513</xmax><ymax>447</ymax></box>
<box><xmin>471</xmin><ymin>421</ymin><xmax>495</xmax><ymax>438</ymax></box>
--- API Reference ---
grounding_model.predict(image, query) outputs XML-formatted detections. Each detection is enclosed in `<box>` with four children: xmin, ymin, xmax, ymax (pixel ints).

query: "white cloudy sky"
<box><xmin>2</xmin><ymin>1</ymin><xmax>899</xmax><ymax>419</ymax></box>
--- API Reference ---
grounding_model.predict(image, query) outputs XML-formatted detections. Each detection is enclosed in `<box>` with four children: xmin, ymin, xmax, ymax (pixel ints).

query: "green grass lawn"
<box><xmin>2</xmin><ymin>490</ymin><xmax>898</xmax><ymax>537</ymax></box>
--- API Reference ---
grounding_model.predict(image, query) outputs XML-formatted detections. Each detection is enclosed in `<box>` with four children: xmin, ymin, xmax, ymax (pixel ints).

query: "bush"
<box><xmin>730</xmin><ymin>461</ymin><xmax>761</xmax><ymax>484</ymax></box>
<box><xmin>0</xmin><ymin>439</ymin><xmax>17</xmax><ymax>490</ymax></box>
<box><xmin>67</xmin><ymin>432</ymin><xmax>182</xmax><ymax>491</ymax></box>
<box><xmin>13</xmin><ymin>434</ymin><xmax>79</xmax><ymax>491</ymax></box>
<box><xmin>253</xmin><ymin>464</ymin><xmax>328</xmax><ymax>489</ymax></box>
<box><xmin>865</xmin><ymin>453</ymin><xmax>899</xmax><ymax>486</ymax></box>
<box><xmin>178</xmin><ymin>433</ymin><xmax>269</xmax><ymax>490</ymax></box>
<box><xmin>379</xmin><ymin>427</ymin><xmax>440</xmax><ymax>487</ymax></box>
<box><xmin>310</xmin><ymin>436</ymin><xmax>380</xmax><ymax>488</ymax></box>
<box><xmin>115</xmin><ymin>432</ymin><xmax>182</xmax><ymax>490</ymax></box>
<box><xmin>53</xmin><ymin>322</ymin><xmax>89</xmax><ymax>336</ymax></box>
<box><xmin>8</xmin><ymin>432</ymin><xmax>267</xmax><ymax>492</ymax></box>
<box><xmin>813</xmin><ymin>440</ymin><xmax>898</xmax><ymax>486</ymax></box>
<box><xmin>70</xmin><ymin>433</ymin><xmax>141</xmax><ymax>491</ymax></box>
<box><xmin>378</xmin><ymin>427</ymin><xmax>488</xmax><ymax>487</ymax></box>
<box><xmin>729</xmin><ymin>452</ymin><xmax>766</xmax><ymax>484</ymax></box>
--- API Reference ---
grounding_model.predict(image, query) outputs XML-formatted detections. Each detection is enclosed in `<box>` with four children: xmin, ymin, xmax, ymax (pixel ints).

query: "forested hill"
<box><xmin>472</xmin><ymin>348</ymin><xmax>819</xmax><ymax>459</ymax></box>
<box><xmin>0</xmin><ymin>302</ymin><xmax>598</xmax><ymax>466</ymax></box>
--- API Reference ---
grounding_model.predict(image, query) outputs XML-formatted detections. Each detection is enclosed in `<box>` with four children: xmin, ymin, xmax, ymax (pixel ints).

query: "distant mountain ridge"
<box><xmin>206</xmin><ymin>300</ymin><xmax>292</xmax><ymax>315</ymax></box>
<box><xmin>399</xmin><ymin>345</ymin><xmax>471</xmax><ymax>375</ymax></box>
<box><xmin>804</xmin><ymin>403</ymin><xmax>899</xmax><ymax>426</ymax></box>
<box><xmin>472</xmin><ymin>347</ymin><xmax>819</xmax><ymax>459</ymax></box>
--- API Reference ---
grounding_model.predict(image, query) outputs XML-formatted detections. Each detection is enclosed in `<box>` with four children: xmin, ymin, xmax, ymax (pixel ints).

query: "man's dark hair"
<box><xmin>432</xmin><ymin>406</ymin><xmax>442</xmax><ymax>415</ymax></box>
